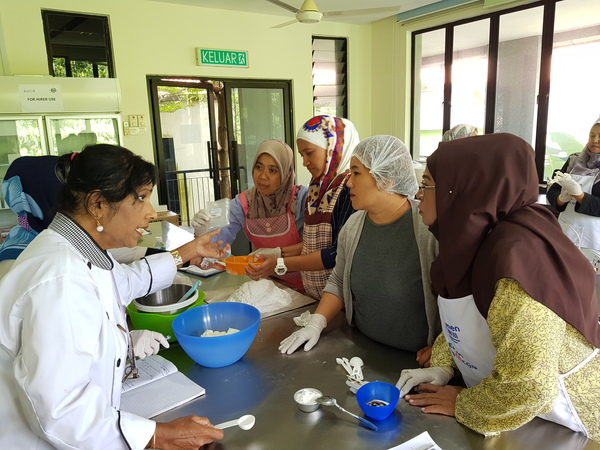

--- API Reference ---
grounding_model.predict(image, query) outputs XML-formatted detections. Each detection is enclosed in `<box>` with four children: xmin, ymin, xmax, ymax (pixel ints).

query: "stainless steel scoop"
<box><xmin>315</xmin><ymin>396</ymin><xmax>378</xmax><ymax>431</ymax></box>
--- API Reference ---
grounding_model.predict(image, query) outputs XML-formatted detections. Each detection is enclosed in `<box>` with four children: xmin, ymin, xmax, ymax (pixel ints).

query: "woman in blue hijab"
<box><xmin>0</xmin><ymin>155</ymin><xmax>63</xmax><ymax>262</ymax></box>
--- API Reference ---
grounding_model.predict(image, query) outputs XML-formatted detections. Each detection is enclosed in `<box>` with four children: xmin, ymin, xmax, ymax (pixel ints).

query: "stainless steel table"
<box><xmin>141</xmin><ymin>221</ymin><xmax>600</xmax><ymax>449</ymax></box>
<box><xmin>153</xmin><ymin>304</ymin><xmax>600</xmax><ymax>450</ymax></box>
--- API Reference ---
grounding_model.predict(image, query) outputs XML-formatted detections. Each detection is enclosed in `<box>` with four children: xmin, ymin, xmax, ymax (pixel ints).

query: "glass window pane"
<box><xmin>413</xmin><ymin>29</ymin><xmax>445</xmax><ymax>159</ymax></box>
<box><xmin>53</xmin><ymin>57</ymin><xmax>66</xmax><ymax>77</ymax></box>
<box><xmin>71</xmin><ymin>60</ymin><xmax>94</xmax><ymax>77</ymax></box>
<box><xmin>46</xmin><ymin>116</ymin><xmax>121</xmax><ymax>155</ymax></box>
<box><xmin>43</xmin><ymin>11</ymin><xmax>114</xmax><ymax>78</ymax></box>
<box><xmin>495</xmin><ymin>7</ymin><xmax>544</xmax><ymax>145</ymax></box>
<box><xmin>545</xmin><ymin>0</ymin><xmax>600</xmax><ymax>180</ymax></box>
<box><xmin>450</xmin><ymin>19</ymin><xmax>489</xmax><ymax>133</ymax></box>
<box><xmin>0</xmin><ymin>118</ymin><xmax>46</xmax><ymax>208</ymax></box>
<box><xmin>313</xmin><ymin>37</ymin><xmax>347</xmax><ymax>118</ymax></box>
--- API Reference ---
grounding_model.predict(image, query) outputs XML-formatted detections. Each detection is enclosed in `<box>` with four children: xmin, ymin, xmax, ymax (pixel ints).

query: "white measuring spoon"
<box><xmin>336</xmin><ymin>357</ymin><xmax>353</xmax><ymax>376</ymax></box>
<box><xmin>349</xmin><ymin>356</ymin><xmax>364</xmax><ymax>381</ymax></box>
<box><xmin>215</xmin><ymin>414</ymin><xmax>256</xmax><ymax>431</ymax></box>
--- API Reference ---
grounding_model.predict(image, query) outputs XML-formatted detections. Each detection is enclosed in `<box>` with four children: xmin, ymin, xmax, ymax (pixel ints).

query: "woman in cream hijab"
<box><xmin>192</xmin><ymin>139</ymin><xmax>308</xmax><ymax>290</ymax></box>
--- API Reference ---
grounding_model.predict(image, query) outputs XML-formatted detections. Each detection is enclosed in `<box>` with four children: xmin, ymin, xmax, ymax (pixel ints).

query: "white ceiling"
<box><xmin>144</xmin><ymin>0</ymin><xmax>439</xmax><ymax>25</ymax></box>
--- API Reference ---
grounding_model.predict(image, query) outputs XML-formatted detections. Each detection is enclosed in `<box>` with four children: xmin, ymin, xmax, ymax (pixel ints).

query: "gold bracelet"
<box><xmin>170</xmin><ymin>250</ymin><xmax>183</xmax><ymax>267</ymax></box>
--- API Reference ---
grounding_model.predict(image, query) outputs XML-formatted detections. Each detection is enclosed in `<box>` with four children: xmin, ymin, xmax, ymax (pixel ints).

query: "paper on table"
<box><xmin>122</xmin><ymin>354</ymin><xmax>177</xmax><ymax>393</ymax></box>
<box><xmin>387</xmin><ymin>431</ymin><xmax>442</xmax><ymax>450</ymax></box>
<box><xmin>121</xmin><ymin>355</ymin><xmax>205</xmax><ymax>419</ymax></box>
<box><xmin>204</xmin><ymin>279</ymin><xmax>315</xmax><ymax>318</ymax></box>
<box><xmin>179</xmin><ymin>265</ymin><xmax>225</xmax><ymax>277</ymax></box>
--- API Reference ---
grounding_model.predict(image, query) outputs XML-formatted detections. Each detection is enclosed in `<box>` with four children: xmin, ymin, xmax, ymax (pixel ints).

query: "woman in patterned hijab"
<box><xmin>295</xmin><ymin>115</ymin><xmax>360</xmax><ymax>298</ymax></box>
<box><xmin>0</xmin><ymin>156</ymin><xmax>63</xmax><ymax>262</ymax></box>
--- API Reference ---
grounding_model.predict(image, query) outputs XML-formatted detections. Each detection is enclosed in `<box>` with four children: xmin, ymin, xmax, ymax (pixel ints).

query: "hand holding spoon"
<box><xmin>215</xmin><ymin>414</ymin><xmax>255</xmax><ymax>431</ymax></box>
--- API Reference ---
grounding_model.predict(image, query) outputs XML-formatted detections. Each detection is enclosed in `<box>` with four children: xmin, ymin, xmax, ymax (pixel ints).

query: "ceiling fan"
<box><xmin>266</xmin><ymin>0</ymin><xmax>401</xmax><ymax>28</ymax></box>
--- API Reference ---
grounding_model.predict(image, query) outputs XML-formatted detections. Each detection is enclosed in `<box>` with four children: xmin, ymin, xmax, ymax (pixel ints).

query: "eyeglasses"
<box><xmin>418</xmin><ymin>184</ymin><xmax>436</xmax><ymax>192</ymax></box>
<box><xmin>117</xmin><ymin>324</ymin><xmax>139</xmax><ymax>383</ymax></box>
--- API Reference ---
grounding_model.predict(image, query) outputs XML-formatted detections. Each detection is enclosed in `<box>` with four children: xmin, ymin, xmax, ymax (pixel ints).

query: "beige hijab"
<box><xmin>244</xmin><ymin>139</ymin><xmax>297</xmax><ymax>219</ymax></box>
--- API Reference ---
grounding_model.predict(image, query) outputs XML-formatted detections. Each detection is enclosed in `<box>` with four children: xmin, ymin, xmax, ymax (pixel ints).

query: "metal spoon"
<box><xmin>215</xmin><ymin>414</ymin><xmax>256</xmax><ymax>431</ymax></box>
<box><xmin>315</xmin><ymin>396</ymin><xmax>378</xmax><ymax>431</ymax></box>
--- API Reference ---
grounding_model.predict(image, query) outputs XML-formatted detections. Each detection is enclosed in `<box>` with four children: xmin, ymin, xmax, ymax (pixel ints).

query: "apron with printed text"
<box><xmin>240</xmin><ymin>186</ymin><xmax>304</xmax><ymax>291</ymax></box>
<box><xmin>439</xmin><ymin>294</ymin><xmax>596</xmax><ymax>437</ymax></box>
<box><xmin>558</xmin><ymin>173</ymin><xmax>600</xmax><ymax>251</ymax></box>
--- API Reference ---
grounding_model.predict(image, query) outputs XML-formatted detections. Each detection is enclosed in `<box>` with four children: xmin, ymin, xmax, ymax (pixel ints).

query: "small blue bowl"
<box><xmin>356</xmin><ymin>381</ymin><xmax>400</xmax><ymax>421</ymax></box>
<box><xmin>172</xmin><ymin>302</ymin><xmax>260</xmax><ymax>368</ymax></box>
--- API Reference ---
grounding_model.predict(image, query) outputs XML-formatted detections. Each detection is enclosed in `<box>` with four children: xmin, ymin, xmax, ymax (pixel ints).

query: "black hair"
<box><xmin>56</xmin><ymin>144</ymin><xmax>157</xmax><ymax>216</ymax></box>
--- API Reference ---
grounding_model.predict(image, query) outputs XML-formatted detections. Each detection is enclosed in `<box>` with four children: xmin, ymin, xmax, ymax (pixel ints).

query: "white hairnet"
<box><xmin>353</xmin><ymin>135</ymin><xmax>418</xmax><ymax>197</ymax></box>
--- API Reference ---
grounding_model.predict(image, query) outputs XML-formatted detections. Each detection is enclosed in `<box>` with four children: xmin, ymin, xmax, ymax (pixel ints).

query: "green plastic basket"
<box><xmin>127</xmin><ymin>290</ymin><xmax>205</xmax><ymax>343</ymax></box>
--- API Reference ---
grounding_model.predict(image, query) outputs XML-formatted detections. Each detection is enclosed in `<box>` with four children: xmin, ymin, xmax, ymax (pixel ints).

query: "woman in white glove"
<box><xmin>547</xmin><ymin>117</ymin><xmax>600</xmax><ymax>251</ymax></box>
<box><xmin>400</xmin><ymin>133</ymin><xmax>600</xmax><ymax>442</ymax></box>
<box><xmin>280</xmin><ymin>136</ymin><xmax>440</xmax><ymax>365</ymax></box>
<box><xmin>191</xmin><ymin>139</ymin><xmax>307</xmax><ymax>290</ymax></box>
<box><xmin>0</xmin><ymin>144</ymin><xmax>227</xmax><ymax>449</ymax></box>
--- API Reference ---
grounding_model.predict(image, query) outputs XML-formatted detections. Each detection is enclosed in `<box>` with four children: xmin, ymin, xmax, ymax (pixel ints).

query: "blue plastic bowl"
<box><xmin>356</xmin><ymin>381</ymin><xmax>400</xmax><ymax>421</ymax></box>
<box><xmin>172</xmin><ymin>301</ymin><xmax>260</xmax><ymax>368</ymax></box>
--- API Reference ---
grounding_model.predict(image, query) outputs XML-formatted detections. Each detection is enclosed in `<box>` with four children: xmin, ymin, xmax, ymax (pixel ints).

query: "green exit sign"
<box><xmin>196</xmin><ymin>48</ymin><xmax>249</xmax><ymax>68</ymax></box>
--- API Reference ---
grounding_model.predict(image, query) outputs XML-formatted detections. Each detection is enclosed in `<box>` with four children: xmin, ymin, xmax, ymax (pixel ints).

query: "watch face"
<box><xmin>275</xmin><ymin>259</ymin><xmax>287</xmax><ymax>275</ymax></box>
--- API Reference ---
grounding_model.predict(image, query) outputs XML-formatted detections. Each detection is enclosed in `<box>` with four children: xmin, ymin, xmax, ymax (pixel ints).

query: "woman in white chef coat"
<box><xmin>0</xmin><ymin>144</ymin><xmax>227</xmax><ymax>449</ymax></box>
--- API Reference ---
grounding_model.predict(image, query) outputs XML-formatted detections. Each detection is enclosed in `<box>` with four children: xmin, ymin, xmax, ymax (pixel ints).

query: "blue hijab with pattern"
<box><xmin>0</xmin><ymin>156</ymin><xmax>63</xmax><ymax>261</ymax></box>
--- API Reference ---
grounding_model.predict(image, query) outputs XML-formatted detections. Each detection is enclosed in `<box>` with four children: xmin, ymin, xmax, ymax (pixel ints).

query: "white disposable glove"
<box><xmin>395</xmin><ymin>366</ymin><xmax>454</xmax><ymax>398</ymax></box>
<box><xmin>250</xmin><ymin>247</ymin><xmax>281</xmax><ymax>257</ymax></box>
<box><xmin>191</xmin><ymin>209</ymin><xmax>211</xmax><ymax>237</ymax></box>
<box><xmin>558</xmin><ymin>186</ymin><xmax>573</xmax><ymax>203</ymax></box>
<box><xmin>130</xmin><ymin>330</ymin><xmax>170</xmax><ymax>359</ymax></box>
<box><xmin>279</xmin><ymin>312</ymin><xmax>327</xmax><ymax>354</ymax></box>
<box><xmin>553</xmin><ymin>171</ymin><xmax>583</xmax><ymax>196</ymax></box>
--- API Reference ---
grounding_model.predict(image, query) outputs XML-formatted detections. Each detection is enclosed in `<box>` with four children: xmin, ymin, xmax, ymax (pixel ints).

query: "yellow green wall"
<box><xmin>0</xmin><ymin>0</ymin><xmax>372</xmax><ymax>187</ymax></box>
<box><xmin>0</xmin><ymin>0</ymin><xmax>535</xmax><ymax>189</ymax></box>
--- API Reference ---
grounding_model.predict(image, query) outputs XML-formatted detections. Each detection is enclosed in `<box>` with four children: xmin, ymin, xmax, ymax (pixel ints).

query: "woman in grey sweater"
<box><xmin>279</xmin><ymin>136</ymin><xmax>439</xmax><ymax>364</ymax></box>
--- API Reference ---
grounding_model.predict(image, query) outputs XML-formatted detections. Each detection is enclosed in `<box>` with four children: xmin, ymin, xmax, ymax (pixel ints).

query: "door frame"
<box><xmin>223</xmin><ymin>79</ymin><xmax>294</xmax><ymax>196</ymax></box>
<box><xmin>147</xmin><ymin>76</ymin><xmax>294</xmax><ymax>211</ymax></box>
<box><xmin>147</xmin><ymin>76</ymin><xmax>219</xmax><ymax>207</ymax></box>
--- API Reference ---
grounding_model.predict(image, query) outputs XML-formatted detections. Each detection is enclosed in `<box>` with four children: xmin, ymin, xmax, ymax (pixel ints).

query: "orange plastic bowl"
<box><xmin>224</xmin><ymin>256</ymin><xmax>264</xmax><ymax>275</ymax></box>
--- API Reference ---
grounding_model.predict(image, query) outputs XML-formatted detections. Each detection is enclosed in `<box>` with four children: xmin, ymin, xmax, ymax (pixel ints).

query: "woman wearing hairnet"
<box><xmin>397</xmin><ymin>133</ymin><xmax>600</xmax><ymax>442</ymax></box>
<box><xmin>279</xmin><ymin>136</ymin><xmax>440</xmax><ymax>362</ymax></box>
<box><xmin>441</xmin><ymin>124</ymin><xmax>478</xmax><ymax>142</ymax></box>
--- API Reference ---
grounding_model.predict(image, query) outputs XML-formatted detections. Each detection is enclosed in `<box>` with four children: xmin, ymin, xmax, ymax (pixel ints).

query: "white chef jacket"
<box><xmin>0</xmin><ymin>213</ymin><xmax>176</xmax><ymax>449</ymax></box>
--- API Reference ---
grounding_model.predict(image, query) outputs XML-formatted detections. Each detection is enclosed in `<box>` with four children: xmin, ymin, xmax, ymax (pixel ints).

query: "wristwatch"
<box><xmin>274</xmin><ymin>257</ymin><xmax>288</xmax><ymax>275</ymax></box>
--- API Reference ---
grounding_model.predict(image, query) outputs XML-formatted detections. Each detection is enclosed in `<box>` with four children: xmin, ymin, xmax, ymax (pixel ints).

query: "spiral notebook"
<box><xmin>120</xmin><ymin>355</ymin><xmax>205</xmax><ymax>418</ymax></box>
